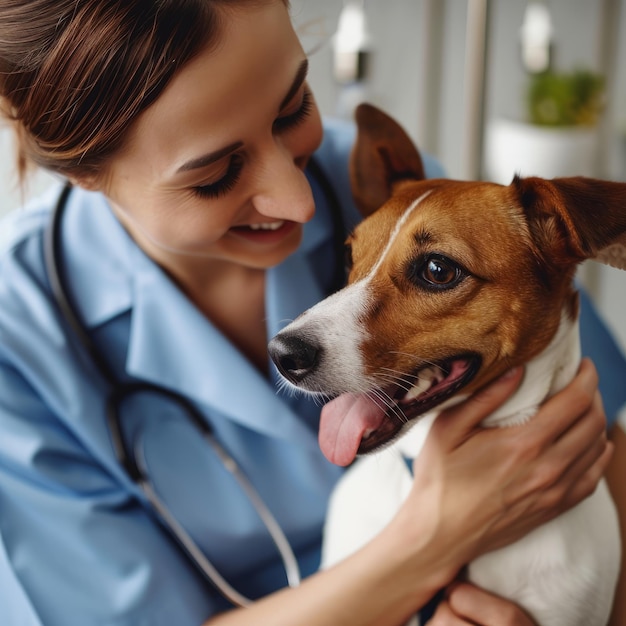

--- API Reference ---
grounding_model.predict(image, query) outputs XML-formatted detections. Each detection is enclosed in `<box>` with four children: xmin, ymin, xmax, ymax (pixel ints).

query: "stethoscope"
<box><xmin>43</xmin><ymin>158</ymin><xmax>346</xmax><ymax>608</ymax></box>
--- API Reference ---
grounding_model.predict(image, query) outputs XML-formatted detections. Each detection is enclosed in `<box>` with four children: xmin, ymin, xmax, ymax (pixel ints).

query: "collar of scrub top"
<box><xmin>55</xmin><ymin>182</ymin><xmax>337</xmax><ymax>451</ymax></box>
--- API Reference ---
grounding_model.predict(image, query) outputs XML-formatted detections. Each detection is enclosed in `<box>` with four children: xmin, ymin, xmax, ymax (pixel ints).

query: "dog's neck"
<box><xmin>396</xmin><ymin>310</ymin><xmax>582</xmax><ymax>460</ymax></box>
<box><xmin>482</xmin><ymin>311</ymin><xmax>581</xmax><ymax>428</ymax></box>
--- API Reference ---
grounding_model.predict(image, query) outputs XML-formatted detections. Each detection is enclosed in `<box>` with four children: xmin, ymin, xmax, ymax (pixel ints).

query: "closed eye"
<box><xmin>273</xmin><ymin>89</ymin><xmax>313</xmax><ymax>134</ymax></box>
<box><xmin>192</xmin><ymin>154</ymin><xmax>244</xmax><ymax>200</ymax></box>
<box><xmin>192</xmin><ymin>90</ymin><xmax>313</xmax><ymax>200</ymax></box>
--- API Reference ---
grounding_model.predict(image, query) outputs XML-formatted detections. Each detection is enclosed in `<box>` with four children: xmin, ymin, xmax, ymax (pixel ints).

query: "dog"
<box><xmin>268</xmin><ymin>103</ymin><xmax>626</xmax><ymax>625</ymax></box>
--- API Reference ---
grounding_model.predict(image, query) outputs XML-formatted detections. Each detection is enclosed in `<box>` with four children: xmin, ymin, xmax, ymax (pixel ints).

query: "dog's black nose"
<box><xmin>268</xmin><ymin>334</ymin><xmax>321</xmax><ymax>384</ymax></box>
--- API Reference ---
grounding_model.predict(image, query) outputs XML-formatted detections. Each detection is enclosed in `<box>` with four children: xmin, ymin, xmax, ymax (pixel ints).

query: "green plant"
<box><xmin>526</xmin><ymin>69</ymin><xmax>605</xmax><ymax>127</ymax></box>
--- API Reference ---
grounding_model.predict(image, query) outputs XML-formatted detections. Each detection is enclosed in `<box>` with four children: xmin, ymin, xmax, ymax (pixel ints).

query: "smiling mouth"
<box><xmin>233</xmin><ymin>221</ymin><xmax>285</xmax><ymax>232</ymax></box>
<box><xmin>247</xmin><ymin>221</ymin><xmax>285</xmax><ymax>231</ymax></box>
<box><xmin>358</xmin><ymin>353</ymin><xmax>482</xmax><ymax>455</ymax></box>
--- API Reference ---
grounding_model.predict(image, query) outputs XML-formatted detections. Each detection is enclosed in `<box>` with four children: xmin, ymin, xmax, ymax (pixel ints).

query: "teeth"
<box><xmin>248</xmin><ymin>221</ymin><xmax>284</xmax><ymax>231</ymax></box>
<box><xmin>403</xmin><ymin>366</ymin><xmax>444</xmax><ymax>402</ymax></box>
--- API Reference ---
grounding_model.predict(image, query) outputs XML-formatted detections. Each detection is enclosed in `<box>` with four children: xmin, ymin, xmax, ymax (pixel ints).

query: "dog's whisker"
<box><xmin>376</xmin><ymin>371</ymin><xmax>415</xmax><ymax>393</ymax></box>
<box><xmin>377</xmin><ymin>369</ymin><xmax>413</xmax><ymax>383</ymax></box>
<box><xmin>375</xmin><ymin>379</ymin><xmax>413</xmax><ymax>398</ymax></box>
<box><xmin>376</xmin><ymin>369</ymin><xmax>433</xmax><ymax>397</ymax></box>
<box><xmin>368</xmin><ymin>388</ymin><xmax>408</xmax><ymax>424</ymax></box>
<box><xmin>387</xmin><ymin>352</ymin><xmax>440</xmax><ymax>369</ymax></box>
<box><xmin>274</xmin><ymin>377</ymin><xmax>337</xmax><ymax>409</ymax></box>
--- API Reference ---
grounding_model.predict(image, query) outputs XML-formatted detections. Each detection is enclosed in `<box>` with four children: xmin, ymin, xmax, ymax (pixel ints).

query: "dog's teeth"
<box><xmin>403</xmin><ymin>366</ymin><xmax>444</xmax><ymax>402</ymax></box>
<box><xmin>404</xmin><ymin>378</ymin><xmax>430</xmax><ymax>402</ymax></box>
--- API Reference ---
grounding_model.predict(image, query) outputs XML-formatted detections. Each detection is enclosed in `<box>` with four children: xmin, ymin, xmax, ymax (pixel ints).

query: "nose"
<box><xmin>252</xmin><ymin>147</ymin><xmax>315</xmax><ymax>223</ymax></box>
<box><xmin>268</xmin><ymin>333</ymin><xmax>322</xmax><ymax>385</ymax></box>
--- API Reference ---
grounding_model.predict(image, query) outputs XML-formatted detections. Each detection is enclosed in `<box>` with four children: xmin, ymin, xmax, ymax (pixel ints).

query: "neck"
<box><xmin>483</xmin><ymin>312</ymin><xmax>582</xmax><ymax>427</ymax></box>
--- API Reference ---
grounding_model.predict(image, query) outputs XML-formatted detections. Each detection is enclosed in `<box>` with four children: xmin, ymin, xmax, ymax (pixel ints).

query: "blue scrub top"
<box><xmin>0</xmin><ymin>118</ymin><xmax>624</xmax><ymax>626</ymax></box>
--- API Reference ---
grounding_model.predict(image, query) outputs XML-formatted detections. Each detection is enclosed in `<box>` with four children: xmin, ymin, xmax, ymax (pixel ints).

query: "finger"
<box><xmin>557</xmin><ymin>439</ymin><xmax>614</xmax><ymax>513</ymax></box>
<box><xmin>486</xmin><ymin>441</ymin><xmax>612</xmax><ymax>550</ymax></box>
<box><xmin>537</xmin><ymin>390</ymin><xmax>608</xmax><ymax>491</ymax></box>
<box><xmin>518</xmin><ymin>391</ymin><xmax>607</xmax><ymax>496</ymax></box>
<box><xmin>496</xmin><ymin>440</ymin><xmax>614</xmax><ymax>544</ymax></box>
<box><xmin>563</xmin><ymin>389</ymin><xmax>606</xmax><ymax>462</ymax></box>
<box><xmin>433</xmin><ymin>367</ymin><xmax>524</xmax><ymax>445</ymax></box>
<box><xmin>499</xmin><ymin>391</ymin><xmax>610</xmax><ymax>514</ymax></box>
<box><xmin>551</xmin><ymin>409</ymin><xmax>609</xmax><ymax>494</ymax></box>
<box><xmin>447</xmin><ymin>582</ymin><xmax>536</xmax><ymax>626</ymax></box>
<box><xmin>563</xmin><ymin>425</ymin><xmax>610</xmax><ymax>486</ymax></box>
<box><xmin>550</xmin><ymin>387</ymin><xmax>606</xmax><ymax>456</ymax></box>
<box><xmin>427</xmin><ymin>599</ymin><xmax>470</xmax><ymax>625</ymax></box>
<box><xmin>522</xmin><ymin>358</ymin><xmax>600</xmax><ymax>446</ymax></box>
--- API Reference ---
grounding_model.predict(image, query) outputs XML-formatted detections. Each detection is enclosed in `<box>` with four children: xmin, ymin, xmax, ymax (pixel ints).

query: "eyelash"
<box><xmin>193</xmin><ymin>154</ymin><xmax>244</xmax><ymax>200</ymax></box>
<box><xmin>193</xmin><ymin>89</ymin><xmax>314</xmax><ymax>200</ymax></box>
<box><xmin>273</xmin><ymin>89</ymin><xmax>314</xmax><ymax>133</ymax></box>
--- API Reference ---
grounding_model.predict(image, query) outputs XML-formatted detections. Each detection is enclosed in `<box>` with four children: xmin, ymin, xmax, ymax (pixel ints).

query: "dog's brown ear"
<box><xmin>513</xmin><ymin>176</ymin><xmax>626</xmax><ymax>271</ymax></box>
<box><xmin>350</xmin><ymin>103</ymin><xmax>425</xmax><ymax>217</ymax></box>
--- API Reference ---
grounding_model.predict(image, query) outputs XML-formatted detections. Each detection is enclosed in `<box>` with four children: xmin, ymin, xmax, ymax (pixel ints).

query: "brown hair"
<box><xmin>0</xmin><ymin>0</ymin><xmax>285</xmax><ymax>183</ymax></box>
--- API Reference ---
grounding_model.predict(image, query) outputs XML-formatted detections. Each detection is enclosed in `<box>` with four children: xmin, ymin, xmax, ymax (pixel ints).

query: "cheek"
<box><xmin>168</xmin><ymin>197</ymin><xmax>243</xmax><ymax>244</ymax></box>
<box><xmin>119</xmin><ymin>188</ymin><xmax>237</xmax><ymax>249</ymax></box>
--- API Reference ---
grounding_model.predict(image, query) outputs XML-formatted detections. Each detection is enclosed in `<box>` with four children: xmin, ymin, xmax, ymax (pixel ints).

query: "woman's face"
<box><xmin>99</xmin><ymin>0</ymin><xmax>323</xmax><ymax>275</ymax></box>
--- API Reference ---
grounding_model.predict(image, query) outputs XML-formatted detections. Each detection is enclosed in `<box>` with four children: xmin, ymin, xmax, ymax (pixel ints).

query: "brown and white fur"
<box><xmin>268</xmin><ymin>104</ymin><xmax>626</xmax><ymax>625</ymax></box>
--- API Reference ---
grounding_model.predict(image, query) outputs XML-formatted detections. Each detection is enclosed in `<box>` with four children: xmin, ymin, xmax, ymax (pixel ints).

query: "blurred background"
<box><xmin>0</xmin><ymin>0</ymin><xmax>625</xmax><ymax>352</ymax></box>
<box><xmin>293</xmin><ymin>0</ymin><xmax>626</xmax><ymax>356</ymax></box>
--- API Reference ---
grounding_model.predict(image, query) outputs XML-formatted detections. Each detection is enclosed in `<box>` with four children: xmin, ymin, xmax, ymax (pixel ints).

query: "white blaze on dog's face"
<box><xmin>268</xmin><ymin>103</ymin><xmax>626</xmax><ymax>466</ymax></box>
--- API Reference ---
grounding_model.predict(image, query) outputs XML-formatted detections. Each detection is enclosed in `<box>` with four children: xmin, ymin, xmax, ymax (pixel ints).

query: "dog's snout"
<box><xmin>268</xmin><ymin>334</ymin><xmax>322</xmax><ymax>384</ymax></box>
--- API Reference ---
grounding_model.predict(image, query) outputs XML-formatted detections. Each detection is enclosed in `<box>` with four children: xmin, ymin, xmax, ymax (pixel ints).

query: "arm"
<box><xmin>204</xmin><ymin>361</ymin><xmax>610</xmax><ymax>626</ymax></box>
<box><xmin>606</xmin><ymin>421</ymin><xmax>626</xmax><ymax>626</ymax></box>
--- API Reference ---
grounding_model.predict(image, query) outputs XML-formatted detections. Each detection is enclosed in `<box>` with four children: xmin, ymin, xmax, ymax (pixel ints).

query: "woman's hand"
<box><xmin>394</xmin><ymin>358</ymin><xmax>612</xmax><ymax>584</ymax></box>
<box><xmin>427</xmin><ymin>582</ymin><xmax>537</xmax><ymax>625</ymax></box>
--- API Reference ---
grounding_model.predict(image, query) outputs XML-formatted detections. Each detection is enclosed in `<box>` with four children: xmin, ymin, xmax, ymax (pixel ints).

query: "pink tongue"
<box><xmin>319</xmin><ymin>393</ymin><xmax>386</xmax><ymax>466</ymax></box>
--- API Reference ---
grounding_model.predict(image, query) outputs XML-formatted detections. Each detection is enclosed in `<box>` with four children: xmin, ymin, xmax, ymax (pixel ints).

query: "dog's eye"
<box><xmin>409</xmin><ymin>254</ymin><xmax>466</xmax><ymax>290</ymax></box>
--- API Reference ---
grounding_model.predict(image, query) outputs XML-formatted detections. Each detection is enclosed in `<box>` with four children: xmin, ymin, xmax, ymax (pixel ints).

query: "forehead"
<box><xmin>117</xmin><ymin>1</ymin><xmax>302</xmax><ymax>174</ymax></box>
<box><xmin>351</xmin><ymin>181</ymin><xmax>529</xmax><ymax>276</ymax></box>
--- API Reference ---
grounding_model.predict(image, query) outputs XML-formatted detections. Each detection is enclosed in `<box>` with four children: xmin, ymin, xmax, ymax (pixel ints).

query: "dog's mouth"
<box><xmin>318</xmin><ymin>354</ymin><xmax>481</xmax><ymax>466</ymax></box>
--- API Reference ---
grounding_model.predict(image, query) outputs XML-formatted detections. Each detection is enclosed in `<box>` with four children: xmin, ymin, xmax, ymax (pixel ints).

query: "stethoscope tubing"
<box><xmin>44</xmin><ymin>182</ymin><xmax>307</xmax><ymax>607</ymax></box>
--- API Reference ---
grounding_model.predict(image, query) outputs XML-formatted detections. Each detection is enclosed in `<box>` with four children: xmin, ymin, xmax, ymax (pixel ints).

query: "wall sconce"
<box><xmin>333</xmin><ymin>0</ymin><xmax>371</xmax><ymax>83</ymax></box>
<box><xmin>520</xmin><ymin>2</ymin><xmax>554</xmax><ymax>73</ymax></box>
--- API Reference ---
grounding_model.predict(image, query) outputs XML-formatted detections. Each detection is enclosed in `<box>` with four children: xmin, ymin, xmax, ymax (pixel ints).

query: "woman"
<box><xmin>0</xmin><ymin>1</ymin><xmax>624</xmax><ymax>625</ymax></box>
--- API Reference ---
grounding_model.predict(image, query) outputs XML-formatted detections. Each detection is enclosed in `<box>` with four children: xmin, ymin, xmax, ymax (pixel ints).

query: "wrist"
<box><xmin>375</xmin><ymin>507</ymin><xmax>462</xmax><ymax>609</ymax></box>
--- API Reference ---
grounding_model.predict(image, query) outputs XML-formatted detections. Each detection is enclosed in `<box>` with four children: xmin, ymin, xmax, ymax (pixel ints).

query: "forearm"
<box><xmin>204</xmin><ymin>515</ymin><xmax>456</xmax><ymax>626</ymax></box>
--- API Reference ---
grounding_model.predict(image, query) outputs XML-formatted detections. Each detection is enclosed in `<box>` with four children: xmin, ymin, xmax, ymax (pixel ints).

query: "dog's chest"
<box><xmin>322</xmin><ymin>444</ymin><xmax>620</xmax><ymax>626</ymax></box>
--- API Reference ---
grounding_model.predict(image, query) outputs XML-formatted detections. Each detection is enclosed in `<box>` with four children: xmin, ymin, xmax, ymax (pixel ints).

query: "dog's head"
<box><xmin>269</xmin><ymin>103</ymin><xmax>626</xmax><ymax>465</ymax></box>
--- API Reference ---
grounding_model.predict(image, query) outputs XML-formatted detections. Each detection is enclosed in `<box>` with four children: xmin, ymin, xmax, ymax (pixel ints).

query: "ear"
<box><xmin>350</xmin><ymin>103</ymin><xmax>425</xmax><ymax>217</ymax></box>
<box><xmin>513</xmin><ymin>176</ymin><xmax>626</xmax><ymax>271</ymax></box>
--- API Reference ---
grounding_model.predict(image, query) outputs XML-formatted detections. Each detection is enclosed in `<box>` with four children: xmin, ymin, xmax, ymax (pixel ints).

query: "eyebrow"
<box><xmin>279</xmin><ymin>58</ymin><xmax>309</xmax><ymax>110</ymax></box>
<box><xmin>176</xmin><ymin>59</ymin><xmax>309</xmax><ymax>174</ymax></box>
<box><xmin>176</xmin><ymin>141</ymin><xmax>244</xmax><ymax>173</ymax></box>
